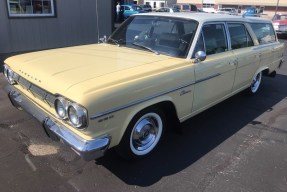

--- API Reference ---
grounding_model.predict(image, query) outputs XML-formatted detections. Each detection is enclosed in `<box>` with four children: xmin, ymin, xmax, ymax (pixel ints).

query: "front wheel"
<box><xmin>248</xmin><ymin>71</ymin><xmax>262</xmax><ymax>94</ymax></box>
<box><xmin>117</xmin><ymin>107</ymin><xmax>166</xmax><ymax>160</ymax></box>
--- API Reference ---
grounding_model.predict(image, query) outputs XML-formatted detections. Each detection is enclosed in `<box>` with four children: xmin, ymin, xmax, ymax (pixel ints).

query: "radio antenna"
<box><xmin>96</xmin><ymin>0</ymin><xmax>100</xmax><ymax>43</ymax></box>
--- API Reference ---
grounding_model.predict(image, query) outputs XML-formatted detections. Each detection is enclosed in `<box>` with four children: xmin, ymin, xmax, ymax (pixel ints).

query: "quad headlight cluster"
<box><xmin>3</xmin><ymin>65</ymin><xmax>16</xmax><ymax>85</ymax></box>
<box><xmin>3</xmin><ymin>65</ymin><xmax>88</xmax><ymax>129</ymax></box>
<box><xmin>54</xmin><ymin>97</ymin><xmax>88</xmax><ymax>129</ymax></box>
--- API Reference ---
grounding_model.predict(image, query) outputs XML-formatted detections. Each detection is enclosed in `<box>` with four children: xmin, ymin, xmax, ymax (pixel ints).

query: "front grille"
<box><xmin>18</xmin><ymin>76</ymin><xmax>30</xmax><ymax>90</ymax></box>
<box><xmin>15</xmin><ymin>74</ymin><xmax>56</xmax><ymax>107</ymax></box>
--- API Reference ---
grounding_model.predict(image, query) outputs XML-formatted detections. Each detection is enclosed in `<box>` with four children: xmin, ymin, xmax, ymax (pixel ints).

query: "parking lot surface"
<box><xmin>0</xmin><ymin>39</ymin><xmax>287</xmax><ymax>192</ymax></box>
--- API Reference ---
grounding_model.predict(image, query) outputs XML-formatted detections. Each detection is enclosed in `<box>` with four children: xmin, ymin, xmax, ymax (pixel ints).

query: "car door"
<box><xmin>227</xmin><ymin>22</ymin><xmax>260</xmax><ymax>91</ymax></box>
<box><xmin>249</xmin><ymin>23</ymin><xmax>278</xmax><ymax>69</ymax></box>
<box><xmin>250</xmin><ymin>23</ymin><xmax>282</xmax><ymax>69</ymax></box>
<box><xmin>192</xmin><ymin>23</ymin><xmax>236</xmax><ymax>112</ymax></box>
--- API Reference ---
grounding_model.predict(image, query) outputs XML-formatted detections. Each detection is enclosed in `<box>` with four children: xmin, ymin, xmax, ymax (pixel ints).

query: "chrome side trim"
<box><xmin>251</xmin><ymin>42</ymin><xmax>279</xmax><ymax>50</ymax></box>
<box><xmin>90</xmin><ymin>81</ymin><xmax>196</xmax><ymax>120</ymax></box>
<box><xmin>90</xmin><ymin>73</ymin><xmax>221</xmax><ymax>120</ymax></box>
<box><xmin>195</xmin><ymin>73</ymin><xmax>220</xmax><ymax>84</ymax></box>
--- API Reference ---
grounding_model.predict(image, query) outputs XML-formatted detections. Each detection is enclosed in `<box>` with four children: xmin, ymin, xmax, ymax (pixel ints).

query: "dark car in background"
<box><xmin>138</xmin><ymin>4</ymin><xmax>152</xmax><ymax>12</ymax></box>
<box><xmin>156</xmin><ymin>7</ymin><xmax>176</xmax><ymax>12</ymax></box>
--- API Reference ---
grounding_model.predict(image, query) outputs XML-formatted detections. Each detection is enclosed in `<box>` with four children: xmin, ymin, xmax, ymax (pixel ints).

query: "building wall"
<box><xmin>217</xmin><ymin>0</ymin><xmax>287</xmax><ymax>6</ymax></box>
<box><xmin>136</xmin><ymin>0</ymin><xmax>177</xmax><ymax>7</ymax></box>
<box><xmin>177</xmin><ymin>0</ymin><xmax>203</xmax><ymax>4</ymax></box>
<box><xmin>177</xmin><ymin>0</ymin><xmax>287</xmax><ymax>6</ymax></box>
<box><xmin>177</xmin><ymin>0</ymin><xmax>287</xmax><ymax>15</ymax></box>
<box><xmin>0</xmin><ymin>0</ymin><xmax>113</xmax><ymax>55</ymax></box>
<box><xmin>144</xmin><ymin>0</ymin><xmax>166</xmax><ymax>9</ymax></box>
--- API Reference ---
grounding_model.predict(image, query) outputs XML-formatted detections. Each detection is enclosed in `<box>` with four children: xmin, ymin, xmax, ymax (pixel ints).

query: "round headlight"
<box><xmin>7</xmin><ymin>69</ymin><xmax>15</xmax><ymax>83</ymax></box>
<box><xmin>3</xmin><ymin>65</ymin><xmax>8</xmax><ymax>79</ymax></box>
<box><xmin>3</xmin><ymin>65</ymin><xmax>16</xmax><ymax>85</ymax></box>
<box><xmin>55</xmin><ymin>97</ymin><xmax>68</xmax><ymax>119</ymax></box>
<box><xmin>68</xmin><ymin>104</ymin><xmax>87</xmax><ymax>128</ymax></box>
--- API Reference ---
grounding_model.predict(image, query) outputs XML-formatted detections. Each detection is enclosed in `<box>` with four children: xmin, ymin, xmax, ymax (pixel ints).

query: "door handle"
<box><xmin>229</xmin><ymin>60</ymin><xmax>238</xmax><ymax>66</ymax></box>
<box><xmin>255</xmin><ymin>53</ymin><xmax>261</xmax><ymax>58</ymax></box>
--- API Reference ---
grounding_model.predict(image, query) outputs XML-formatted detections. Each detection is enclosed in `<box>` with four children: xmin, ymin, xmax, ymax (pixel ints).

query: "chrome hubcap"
<box><xmin>130</xmin><ymin>113</ymin><xmax>163</xmax><ymax>155</ymax></box>
<box><xmin>251</xmin><ymin>72</ymin><xmax>262</xmax><ymax>93</ymax></box>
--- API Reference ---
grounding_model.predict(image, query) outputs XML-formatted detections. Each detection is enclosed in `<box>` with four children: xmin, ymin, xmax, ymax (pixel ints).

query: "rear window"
<box><xmin>228</xmin><ymin>23</ymin><xmax>254</xmax><ymax>49</ymax></box>
<box><xmin>250</xmin><ymin>23</ymin><xmax>276</xmax><ymax>44</ymax></box>
<box><xmin>272</xmin><ymin>14</ymin><xmax>287</xmax><ymax>20</ymax></box>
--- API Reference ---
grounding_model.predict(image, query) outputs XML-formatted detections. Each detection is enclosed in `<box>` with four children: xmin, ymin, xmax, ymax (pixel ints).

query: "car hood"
<box><xmin>5</xmin><ymin>44</ymin><xmax>182</xmax><ymax>96</ymax></box>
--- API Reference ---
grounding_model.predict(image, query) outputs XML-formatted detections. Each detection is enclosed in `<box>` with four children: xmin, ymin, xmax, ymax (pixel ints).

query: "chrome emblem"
<box><xmin>19</xmin><ymin>70</ymin><xmax>41</xmax><ymax>83</ymax></box>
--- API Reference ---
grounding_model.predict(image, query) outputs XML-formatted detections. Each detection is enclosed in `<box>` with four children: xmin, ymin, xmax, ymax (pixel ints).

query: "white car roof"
<box><xmin>134</xmin><ymin>12</ymin><xmax>271</xmax><ymax>24</ymax></box>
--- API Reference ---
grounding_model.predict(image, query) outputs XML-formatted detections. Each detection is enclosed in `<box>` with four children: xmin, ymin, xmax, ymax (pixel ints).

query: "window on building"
<box><xmin>7</xmin><ymin>0</ymin><xmax>55</xmax><ymax>17</ymax></box>
<box><xmin>182</xmin><ymin>5</ymin><xmax>190</xmax><ymax>10</ymax></box>
<box><xmin>203</xmin><ymin>4</ymin><xmax>214</xmax><ymax>8</ymax></box>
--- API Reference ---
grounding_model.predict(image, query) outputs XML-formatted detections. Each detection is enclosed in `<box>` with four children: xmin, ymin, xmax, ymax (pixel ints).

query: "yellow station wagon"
<box><xmin>3</xmin><ymin>13</ymin><xmax>284</xmax><ymax>160</ymax></box>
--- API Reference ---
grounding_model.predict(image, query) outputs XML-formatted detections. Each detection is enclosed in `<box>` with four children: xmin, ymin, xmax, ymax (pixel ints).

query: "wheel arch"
<box><xmin>252</xmin><ymin>67</ymin><xmax>269</xmax><ymax>83</ymax></box>
<box><xmin>117</xmin><ymin>97</ymin><xmax>180</xmax><ymax>145</ymax></box>
<box><xmin>261</xmin><ymin>68</ymin><xmax>270</xmax><ymax>76</ymax></box>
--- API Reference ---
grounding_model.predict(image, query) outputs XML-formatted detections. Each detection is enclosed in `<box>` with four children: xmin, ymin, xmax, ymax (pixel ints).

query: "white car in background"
<box><xmin>202</xmin><ymin>7</ymin><xmax>216</xmax><ymax>13</ymax></box>
<box><xmin>216</xmin><ymin>8</ymin><xmax>238</xmax><ymax>15</ymax></box>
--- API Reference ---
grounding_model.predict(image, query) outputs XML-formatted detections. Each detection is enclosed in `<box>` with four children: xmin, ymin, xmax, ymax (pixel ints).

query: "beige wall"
<box><xmin>217</xmin><ymin>0</ymin><xmax>287</xmax><ymax>6</ymax></box>
<box><xmin>177</xmin><ymin>0</ymin><xmax>202</xmax><ymax>4</ymax></box>
<box><xmin>177</xmin><ymin>0</ymin><xmax>287</xmax><ymax>17</ymax></box>
<box><xmin>178</xmin><ymin>0</ymin><xmax>287</xmax><ymax>6</ymax></box>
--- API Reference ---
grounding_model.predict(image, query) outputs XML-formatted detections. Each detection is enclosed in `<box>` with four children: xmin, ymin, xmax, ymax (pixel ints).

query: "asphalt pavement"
<box><xmin>0</xmin><ymin>39</ymin><xmax>287</xmax><ymax>192</ymax></box>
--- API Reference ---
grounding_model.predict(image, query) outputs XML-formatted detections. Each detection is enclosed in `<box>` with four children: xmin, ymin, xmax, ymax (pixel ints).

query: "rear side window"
<box><xmin>228</xmin><ymin>23</ymin><xmax>254</xmax><ymax>49</ymax></box>
<box><xmin>250</xmin><ymin>23</ymin><xmax>276</xmax><ymax>44</ymax></box>
<box><xmin>202</xmin><ymin>24</ymin><xmax>228</xmax><ymax>55</ymax></box>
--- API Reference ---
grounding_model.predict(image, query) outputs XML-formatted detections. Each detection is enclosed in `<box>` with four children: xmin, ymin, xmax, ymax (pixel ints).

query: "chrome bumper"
<box><xmin>4</xmin><ymin>85</ymin><xmax>110</xmax><ymax>161</ymax></box>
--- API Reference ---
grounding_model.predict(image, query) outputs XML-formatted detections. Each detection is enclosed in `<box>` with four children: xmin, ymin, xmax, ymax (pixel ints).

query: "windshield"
<box><xmin>107</xmin><ymin>16</ymin><xmax>198</xmax><ymax>58</ymax></box>
<box><xmin>272</xmin><ymin>14</ymin><xmax>287</xmax><ymax>20</ymax></box>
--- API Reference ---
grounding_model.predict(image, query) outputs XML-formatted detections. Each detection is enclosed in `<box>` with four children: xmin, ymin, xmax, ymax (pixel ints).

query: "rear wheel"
<box><xmin>248</xmin><ymin>71</ymin><xmax>262</xmax><ymax>94</ymax></box>
<box><xmin>117</xmin><ymin>107</ymin><xmax>166</xmax><ymax>160</ymax></box>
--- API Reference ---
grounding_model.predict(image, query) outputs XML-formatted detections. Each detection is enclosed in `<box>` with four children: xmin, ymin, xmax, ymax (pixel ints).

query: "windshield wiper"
<box><xmin>132</xmin><ymin>42</ymin><xmax>159</xmax><ymax>55</ymax></box>
<box><xmin>108</xmin><ymin>38</ymin><xmax>121</xmax><ymax>46</ymax></box>
<box><xmin>107</xmin><ymin>38</ymin><xmax>127</xmax><ymax>47</ymax></box>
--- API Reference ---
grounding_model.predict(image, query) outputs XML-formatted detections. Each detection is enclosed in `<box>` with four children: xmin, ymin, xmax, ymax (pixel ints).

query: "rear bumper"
<box><xmin>4</xmin><ymin>85</ymin><xmax>110</xmax><ymax>161</ymax></box>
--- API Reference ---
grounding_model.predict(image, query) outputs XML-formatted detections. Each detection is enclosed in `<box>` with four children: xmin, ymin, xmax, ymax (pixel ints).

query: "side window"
<box><xmin>228</xmin><ymin>23</ymin><xmax>254</xmax><ymax>50</ymax></box>
<box><xmin>250</xmin><ymin>23</ymin><xmax>276</xmax><ymax>44</ymax></box>
<box><xmin>202</xmin><ymin>24</ymin><xmax>227</xmax><ymax>55</ymax></box>
<box><xmin>193</xmin><ymin>33</ymin><xmax>205</xmax><ymax>57</ymax></box>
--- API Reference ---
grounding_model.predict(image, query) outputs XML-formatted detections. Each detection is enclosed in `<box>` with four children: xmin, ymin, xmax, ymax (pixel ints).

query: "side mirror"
<box><xmin>194</xmin><ymin>51</ymin><xmax>206</xmax><ymax>63</ymax></box>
